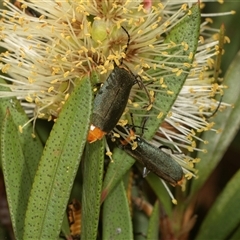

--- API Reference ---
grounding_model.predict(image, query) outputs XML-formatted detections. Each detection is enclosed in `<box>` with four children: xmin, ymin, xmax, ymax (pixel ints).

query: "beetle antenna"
<box><xmin>121</xmin><ymin>26</ymin><xmax>130</xmax><ymax>65</ymax></box>
<box><xmin>121</xmin><ymin>27</ymin><xmax>153</xmax><ymax>108</ymax></box>
<box><xmin>207</xmin><ymin>95</ymin><xmax>223</xmax><ymax>118</ymax></box>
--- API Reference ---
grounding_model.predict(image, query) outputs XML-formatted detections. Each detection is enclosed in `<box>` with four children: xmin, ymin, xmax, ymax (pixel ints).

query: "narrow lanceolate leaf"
<box><xmin>147</xmin><ymin>201</ymin><xmax>160</xmax><ymax>240</ymax></box>
<box><xmin>101</xmin><ymin>148</ymin><xmax>135</xmax><ymax>203</ymax></box>
<box><xmin>195</xmin><ymin>169</ymin><xmax>240</xmax><ymax>240</ymax></box>
<box><xmin>81</xmin><ymin>140</ymin><xmax>104</xmax><ymax>240</ymax></box>
<box><xmin>0</xmin><ymin>78</ymin><xmax>43</xmax><ymax>181</ymax></box>
<box><xmin>191</xmin><ymin>50</ymin><xmax>240</xmax><ymax>196</ymax></box>
<box><xmin>1</xmin><ymin>110</ymin><xmax>31</xmax><ymax>239</ymax></box>
<box><xmin>135</xmin><ymin>4</ymin><xmax>201</xmax><ymax>140</ymax></box>
<box><xmin>102</xmin><ymin>181</ymin><xmax>133</xmax><ymax>240</ymax></box>
<box><xmin>23</xmin><ymin>77</ymin><xmax>92</xmax><ymax>239</ymax></box>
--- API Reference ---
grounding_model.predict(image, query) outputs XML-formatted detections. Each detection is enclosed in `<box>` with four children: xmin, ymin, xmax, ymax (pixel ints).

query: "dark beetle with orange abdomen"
<box><xmin>114</xmin><ymin>124</ymin><xmax>184</xmax><ymax>186</ymax></box>
<box><xmin>87</xmin><ymin>66</ymin><xmax>137</xmax><ymax>143</ymax></box>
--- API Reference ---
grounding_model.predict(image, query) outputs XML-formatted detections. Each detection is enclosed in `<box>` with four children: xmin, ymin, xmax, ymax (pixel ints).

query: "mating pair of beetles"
<box><xmin>87</xmin><ymin>27</ymin><xmax>184</xmax><ymax>187</ymax></box>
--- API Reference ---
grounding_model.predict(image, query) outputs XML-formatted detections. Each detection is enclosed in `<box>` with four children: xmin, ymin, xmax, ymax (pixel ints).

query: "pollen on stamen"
<box><xmin>48</xmin><ymin>86</ymin><xmax>54</xmax><ymax>93</ymax></box>
<box><xmin>113</xmin><ymin>132</ymin><xmax>120</xmax><ymax>138</ymax></box>
<box><xmin>18</xmin><ymin>125</ymin><xmax>23</xmax><ymax>133</ymax></box>
<box><xmin>65</xmin><ymin>94</ymin><xmax>69</xmax><ymax>101</ymax></box>
<box><xmin>194</xmin><ymin>158</ymin><xmax>201</xmax><ymax>163</ymax></box>
<box><xmin>106</xmin><ymin>151</ymin><xmax>112</xmax><ymax>157</ymax></box>
<box><xmin>106</xmin><ymin>153</ymin><xmax>114</xmax><ymax>163</ymax></box>
<box><xmin>185</xmin><ymin>173</ymin><xmax>194</xmax><ymax>180</ymax></box>
<box><xmin>184</xmin><ymin>62</ymin><xmax>191</xmax><ymax>68</ymax></box>
<box><xmin>188</xmin><ymin>52</ymin><xmax>194</xmax><ymax>60</ymax></box>
<box><xmin>131</xmin><ymin>141</ymin><xmax>138</xmax><ymax>150</ymax></box>
<box><xmin>167</xmin><ymin>90</ymin><xmax>174</xmax><ymax>95</ymax></box>
<box><xmin>157</xmin><ymin>112</ymin><xmax>164</xmax><ymax>119</ymax></box>
<box><xmin>187</xmin><ymin>146</ymin><xmax>194</xmax><ymax>152</ymax></box>
<box><xmin>25</xmin><ymin>96</ymin><xmax>33</xmax><ymax>103</ymax></box>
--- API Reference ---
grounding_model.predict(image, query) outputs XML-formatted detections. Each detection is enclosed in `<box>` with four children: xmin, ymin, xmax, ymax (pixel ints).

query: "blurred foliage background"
<box><xmin>190</xmin><ymin>1</ymin><xmax>240</xmax><ymax>238</ymax></box>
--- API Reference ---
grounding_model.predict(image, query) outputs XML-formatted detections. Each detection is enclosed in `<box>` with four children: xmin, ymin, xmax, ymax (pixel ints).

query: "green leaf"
<box><xmin>0</xmin><ymin>79</ymin><xmax>43</xmax><ymax>180</ymax></box>
<box><xmin>0</xmin><ymin>79</ymin><xmax>43</xmax><ymax>239</ymax></box>
<box><xmin>135</xmin><ymin>4</ymin><xmax>201</xmax><ymax>140</ymax></box>
<box><xmin>101</xmin><ymin>148</ymin><xmax>135</xmax><ymax>202</ymax></box>
<box><xmin>147</xmin><ymin>201</ymin><xmax>159</xmax><ymax>240</ymax></box>
<box><xmin>191</xmin><ymin>50</ymin><xmax>240</xmax><ymax>196</ymax></box>
<box><xmin>102</xmin><ymin>181</ymin><xmax>133</xmax><ymax>239</ymax></box>
<box><xmin>23</xmin><ymin>77</ymin><xmax>92</xmax><ymax>239</ymax></box>
<box><xmin>195</xmin><ymin>169</ymin><xmax>240</xmax><ymax>240</ymax></box>
<box><xmin>81</xmin><ymin>140</ymin><xmax>104</xmax><ymax>240</ymax></box>
<box><xmin>1</xmin><ymin>110</ymin><xmax>31</xmax><ymax>239</ymax></box>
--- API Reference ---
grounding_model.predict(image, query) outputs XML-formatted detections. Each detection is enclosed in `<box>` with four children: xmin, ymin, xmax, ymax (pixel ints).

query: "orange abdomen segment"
<box><xmin>87</xmin><ymin>125</ymin><xmax>106</xmax><ymax>143</ymax></box>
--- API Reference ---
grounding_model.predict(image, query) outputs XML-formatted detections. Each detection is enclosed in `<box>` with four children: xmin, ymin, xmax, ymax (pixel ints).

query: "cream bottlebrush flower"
<box><xmin>0</xmin><ymin>1</ymin><xmax>231</xmax><ymax>183</ymax></box>
<box><xmin>152</xmin><ymin>24</ymin><xmax>230</xmax><ymax>182</ymax></box>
